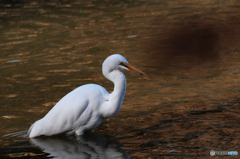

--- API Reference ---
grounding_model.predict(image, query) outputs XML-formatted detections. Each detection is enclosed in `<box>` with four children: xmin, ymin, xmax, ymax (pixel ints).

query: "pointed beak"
<box><xmin>121</xmin><ymin>62</ymin><xmax>151</xmax><ymax>80</ymax></box>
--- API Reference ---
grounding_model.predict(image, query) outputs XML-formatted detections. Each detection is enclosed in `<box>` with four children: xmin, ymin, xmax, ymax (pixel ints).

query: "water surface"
<box><xmin>1</xmin><ymin>0</ymin><xmax>240</xmax><ymax>158</ymax></box>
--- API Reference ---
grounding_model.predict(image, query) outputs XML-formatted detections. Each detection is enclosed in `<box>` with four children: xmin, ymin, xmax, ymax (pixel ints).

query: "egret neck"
<box><xmin>102</xmin><ymin>69</ymin><xmax>126</xmax><ymax>118</ymax></box>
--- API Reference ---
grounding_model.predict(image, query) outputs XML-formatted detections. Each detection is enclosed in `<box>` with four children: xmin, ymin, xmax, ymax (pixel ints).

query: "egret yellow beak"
<box><xmin>121</xmin><ymin>62</ymin><xmax>151</xmax><ymax>79</ymax></box>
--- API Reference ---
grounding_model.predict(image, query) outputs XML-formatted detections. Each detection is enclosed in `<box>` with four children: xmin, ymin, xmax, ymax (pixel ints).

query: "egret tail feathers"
<box><xmin>28</xmin><ymin>120</ymin><xmax>43</xmax><ymax>138</ymax></box>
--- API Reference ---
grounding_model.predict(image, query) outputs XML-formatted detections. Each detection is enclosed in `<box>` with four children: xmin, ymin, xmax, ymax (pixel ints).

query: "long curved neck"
<box><xmin>109</xmin><ymin>70</ymin><xmax>126</xmax><ymax>99</ymax></box>
<box><xmin>102</xmin><ymin>69</ymin><xmax>126</xmax><ymax>118</ymax></box>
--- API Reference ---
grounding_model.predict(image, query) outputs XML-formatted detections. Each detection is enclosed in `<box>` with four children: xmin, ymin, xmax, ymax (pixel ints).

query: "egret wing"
<box><xmin>29</xmin><ymin>89</ymin><xmax>90</xmax><ymax>137</ymax></box>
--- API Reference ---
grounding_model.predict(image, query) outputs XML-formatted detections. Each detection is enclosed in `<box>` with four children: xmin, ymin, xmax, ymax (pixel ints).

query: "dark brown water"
<box><xmin>1</xmin><ymin>0</ymin><xmax>240</xmax><ymax>158</ymax></box>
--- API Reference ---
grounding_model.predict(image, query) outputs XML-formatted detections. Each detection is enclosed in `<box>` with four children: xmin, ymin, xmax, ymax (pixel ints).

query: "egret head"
<box><xmin>103</xmin><ymin>54</ymin><xmax>150</xmax><ymax>79</ymax></box>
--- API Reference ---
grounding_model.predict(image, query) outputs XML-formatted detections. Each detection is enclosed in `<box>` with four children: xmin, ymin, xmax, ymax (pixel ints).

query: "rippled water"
<box><xmin>1</xmin><ymin>0</ymin><xmax>240</xmax><ymax>158</ymax></box>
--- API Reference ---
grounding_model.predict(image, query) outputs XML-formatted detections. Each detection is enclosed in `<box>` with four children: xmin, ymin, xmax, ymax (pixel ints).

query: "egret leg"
<box><xmin>66</xmin><ymin>130</ymin><xmax>75</xmax><ymax>135</ymax></box>
<box><xmin>75</xmin><ymin>127</ymin><xmax>85</xmax><ymax>135</ymax></box>
<box><xmin>75</xmin><ymin>116</ymin><xmax>102</xmax><ymax>136</ymax></box>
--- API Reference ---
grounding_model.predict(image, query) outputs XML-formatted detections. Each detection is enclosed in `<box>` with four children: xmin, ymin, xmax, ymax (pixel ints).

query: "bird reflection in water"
<box><xmin>29</xmin><ymin>132</ymin><xmax>130</xmax><ymax>159</ymax></box>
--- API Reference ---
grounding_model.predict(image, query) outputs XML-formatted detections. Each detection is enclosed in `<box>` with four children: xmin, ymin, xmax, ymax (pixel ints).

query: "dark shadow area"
<box><xmin>153</xmin><ymin>23</ymin><xmax>219</xmax><ymax>62</ymax></box>
<box><xmin>142</xmin><ymin>20</ymin><xmax>223</xmax><ymax>71</ymax></box>
<box><xmin>0</xmin><ymin>0</ymin><xmax>61</xmax><ymax>8</ymax></box>
<box><xmin>138</xmin><ymin>14</ymin><xmax>240</xmax><ymax>77</ymax></box>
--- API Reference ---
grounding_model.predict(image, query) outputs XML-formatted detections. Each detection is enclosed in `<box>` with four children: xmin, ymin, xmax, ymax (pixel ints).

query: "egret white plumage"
<box><xmin>28</xmin><ymin>54</ymin><xmax>150</xmax><ymax>138</ymax></box>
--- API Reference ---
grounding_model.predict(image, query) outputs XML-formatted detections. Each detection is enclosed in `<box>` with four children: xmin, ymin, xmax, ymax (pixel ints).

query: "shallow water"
<box><xmin>1</xmin><ymin>0</ymin><xmax>240</xmax><ymax>158</ymax></box>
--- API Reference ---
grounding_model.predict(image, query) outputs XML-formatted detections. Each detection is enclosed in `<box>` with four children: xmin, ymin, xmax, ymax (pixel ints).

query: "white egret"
<box><xmin>28</xmin><ymin>54</ymin><xmax>150</xmax><ymax>138</ymax></box>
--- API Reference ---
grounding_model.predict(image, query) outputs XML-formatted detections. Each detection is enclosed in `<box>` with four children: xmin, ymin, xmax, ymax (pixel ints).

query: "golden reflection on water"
<box><xmin>1</xmin><ymin>0</ymin><xmax>240</xmax><ymax>158</ymax></box>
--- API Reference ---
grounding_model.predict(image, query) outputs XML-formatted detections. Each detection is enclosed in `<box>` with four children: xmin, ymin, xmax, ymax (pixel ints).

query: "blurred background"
<box><xmin>1</xmin><ymin>0</ymin><xmax>240</xmax><ymax>158</ymax></box>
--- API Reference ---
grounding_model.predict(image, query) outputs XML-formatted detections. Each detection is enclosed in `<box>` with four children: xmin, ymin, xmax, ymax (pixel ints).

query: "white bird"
<box><xmin>28</xmin><ymin>54</ymin><xmax>150</xmax><ymax>138</ymax></box>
